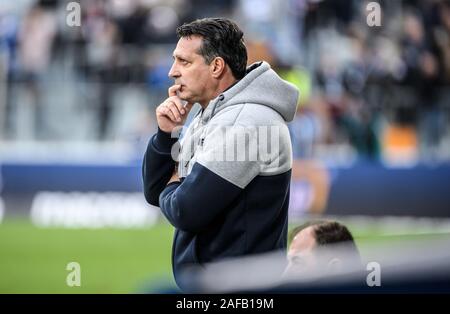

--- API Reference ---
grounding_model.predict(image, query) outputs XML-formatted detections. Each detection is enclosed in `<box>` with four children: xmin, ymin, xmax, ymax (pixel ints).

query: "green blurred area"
<box><xmin>1</xmin><ymin>218</ymin><xmax>450</xmax><ymax>293</ymax></box>
<box><xmin>0</xmin><ymin>219</ymin><xmax>176</xmax><ymax>294</ymax></box>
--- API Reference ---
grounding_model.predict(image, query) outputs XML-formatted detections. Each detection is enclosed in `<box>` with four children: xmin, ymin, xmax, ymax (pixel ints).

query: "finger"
<box><xmin>160</xmin><ymin>105</ymin><xmax>177</xmax><ymax>122</ymax></box>
<box><xmin>168</xmin><ymin>84</ymin><xmax>181</xmax><ymax>97</ymax></box>
<box><xmin>169</xmin><ymin>96</ymin><xmax>186</xmax><ymax>115</ymax></box>
<box><xmin>167</xmin><ymin>101</ymin><xmax>183</xmax><ymax>122</ymax></box>
<box><xmin>156</xmin><ymin>105</ymin><xmax>164</xmax><ymax>117</ymax></box>
<box><xmin>156</xmin><ymin>105</ymin><xmax>169</xmax><ymax>118</ymax></box>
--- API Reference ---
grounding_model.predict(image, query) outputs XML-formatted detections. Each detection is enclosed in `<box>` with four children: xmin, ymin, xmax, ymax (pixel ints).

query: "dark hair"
<box><xmin>289</xmin><ymin>220</ymin><xmax>356</xmax><ymax>247</ymax></box>
<box><xmin>289</xmin><ymin>220</ymin><xmax>360</xmax><ymax>265</ymax></box>
<box><xmin>176</xmin><ymin>18</ymin><xmax>248</xmax><ymax>80</ymax></box>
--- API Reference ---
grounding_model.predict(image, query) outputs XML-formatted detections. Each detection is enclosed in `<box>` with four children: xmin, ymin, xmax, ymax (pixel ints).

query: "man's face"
<box><xmin>168</xmin><ymin>35</ymin><xmax>214</xmax><ymax>106</ymax></box>
<box><xmin>285</xmin><ymin>226</ymin><xmax>318</xmax><ymax>276</ymax></box>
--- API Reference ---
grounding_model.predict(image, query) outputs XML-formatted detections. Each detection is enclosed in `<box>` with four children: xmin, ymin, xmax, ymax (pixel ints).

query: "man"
<box><xmin>142</xmin><ymin>18</ymin><xmax>299</xmax><ymax>289</ymax></box>
<box><xmin>284</xmin><ymin>220</ymin><xmax>361</xmax><ymax>279</ymax></box>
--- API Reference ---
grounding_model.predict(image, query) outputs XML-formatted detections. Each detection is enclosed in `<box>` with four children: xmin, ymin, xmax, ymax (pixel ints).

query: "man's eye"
<box><xmin>180</xmin><ymin>60</ymin><xmax>188</xmax><ymax>65</ymax></box>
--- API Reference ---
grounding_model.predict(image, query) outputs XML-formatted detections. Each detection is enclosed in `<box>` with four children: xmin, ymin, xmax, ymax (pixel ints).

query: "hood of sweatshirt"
<box><xmin>200</xmin><ymin>61</ymin><xmax>299</xmax><ymax>123</ymax></box>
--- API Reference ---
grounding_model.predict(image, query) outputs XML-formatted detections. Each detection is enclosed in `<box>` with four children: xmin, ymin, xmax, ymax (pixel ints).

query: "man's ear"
<box><xmin>210</xmin><ymin>57</ymin><xmax>226</xmax><ymax>78</ymax></box>
<box><xmin>327</xmin><ymin>258</ymin><xmax>342</xmax><ymax>273</ymax></box>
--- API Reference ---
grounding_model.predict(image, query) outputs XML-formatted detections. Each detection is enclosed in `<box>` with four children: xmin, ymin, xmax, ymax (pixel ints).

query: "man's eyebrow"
<box><xmin>173</xmin><ymin>53</ymin><xmax>188</xmax><ymax>60</ymax></box>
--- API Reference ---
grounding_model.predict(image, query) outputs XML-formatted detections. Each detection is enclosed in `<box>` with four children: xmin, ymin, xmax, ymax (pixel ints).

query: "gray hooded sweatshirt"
<box><xmin>143</xmin><ymin>61</ymin><xmax>299</xmax><ymax>290</ymax></box>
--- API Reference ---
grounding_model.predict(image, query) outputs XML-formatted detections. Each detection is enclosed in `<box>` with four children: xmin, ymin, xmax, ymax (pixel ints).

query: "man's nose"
<box><xmin>168</xmin><ymin>63</ymin><xmax>180</xmax><ymax>78</ymax></box>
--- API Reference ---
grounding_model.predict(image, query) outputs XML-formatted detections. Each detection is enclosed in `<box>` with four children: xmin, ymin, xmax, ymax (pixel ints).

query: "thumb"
<box><xmin>168</xmin><ymin>84</ymin><xmax>181</xmax><ymax>97</ymax></box>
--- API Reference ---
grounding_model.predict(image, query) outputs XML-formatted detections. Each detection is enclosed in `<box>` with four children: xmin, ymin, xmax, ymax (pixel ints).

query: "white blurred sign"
<box><xmin>30</xmin><ymin>192</ymin><xmax>159</xmax><ymax>228</ymax></box>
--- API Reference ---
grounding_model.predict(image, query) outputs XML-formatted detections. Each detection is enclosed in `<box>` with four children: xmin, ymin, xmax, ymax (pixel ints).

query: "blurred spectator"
<box><xmin>400</xmin><ymin>9</ymin><xmax>444</xmax><ymax>161</ymax></box>
<box><xmin>0</xmin><ymin>9</ymin><xmax>19</xmax><ymax>137</ymax></box>
<box><xmin>7</xmin><ymin>1</ymin><xmax>57</xmax><ymax>139</ymax></box>
<box><xmin>0</xmin><ymin>0</ymin><xmax>448</xmax><ymax>164</ymax></box>
<box><xmin>81</xmin><ymin>0</ymin><xmax>119</xmax><ymax>139</ymax></box>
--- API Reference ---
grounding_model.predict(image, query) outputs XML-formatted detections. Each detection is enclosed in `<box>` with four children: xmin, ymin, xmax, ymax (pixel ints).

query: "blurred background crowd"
<box><xmin>1</xmin><ymin>0</ymin><xmax>449</xmax><ymax>165</ymax></box>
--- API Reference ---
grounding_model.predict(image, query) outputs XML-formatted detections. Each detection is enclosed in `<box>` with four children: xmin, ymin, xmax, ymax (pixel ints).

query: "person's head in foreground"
<box><xmin>284</xmin><ymin>220</ymin><xmax>361</xmax><ymax>279</ymax></box>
